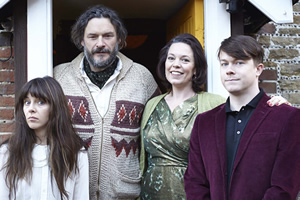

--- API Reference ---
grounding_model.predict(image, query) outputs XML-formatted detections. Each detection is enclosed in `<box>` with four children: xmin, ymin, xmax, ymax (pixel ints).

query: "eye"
<box><xmin>181</xmin><ymin>58</ymin><xmax>190</xmax><ymax>63</ymax></box>
<box><xmin>24</xmin><ymin>100</ymin><xmax>30</xmax><ymax>105</ymax></box>
<box><xmin>220</xmin><ymin>63</ymin><xmax>228</xmax><ymax>67</ymax></box>
<box><xmin>167</xmin><ymin>56</ymin><xmax>175</xmax><ymax>61</ymax></box>
<box><xmin>103</xmin><ymin>33</ymin><xmax>114</xmax><ymax>39</ymax></box>
<box><xmin>38</xmin><ymin>100</ymin><xmax>46</xmax><ymax>105</ymax></box>
<box><xmin>88</xmin><ymin>34</ymin><xmax>98</xmax><ymax>40</ymax></box>
<box><xmin>236</xmin><ymin>61</ymin><xmax>244</xmax><ymax>65</ymax></box>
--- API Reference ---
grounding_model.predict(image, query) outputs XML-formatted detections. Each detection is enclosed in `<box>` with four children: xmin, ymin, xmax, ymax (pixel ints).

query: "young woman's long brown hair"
<box><xmin>1</xmin><ymin>76</ymin><xmax>83</xmax><ymax>199</ymax></box>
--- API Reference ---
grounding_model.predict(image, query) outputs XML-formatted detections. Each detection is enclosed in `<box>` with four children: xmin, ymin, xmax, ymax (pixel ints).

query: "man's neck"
<box><xmin>229</xmin><ymin>88</ymin><xmax>260</xmax><ymax>111</ymax></box>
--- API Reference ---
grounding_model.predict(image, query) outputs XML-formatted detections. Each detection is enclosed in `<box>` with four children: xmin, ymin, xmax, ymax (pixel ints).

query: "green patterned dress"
<box><xmin>141</xmin><ymin>95</ymin><xmax>198</xmax><ymax>200</ymax></box>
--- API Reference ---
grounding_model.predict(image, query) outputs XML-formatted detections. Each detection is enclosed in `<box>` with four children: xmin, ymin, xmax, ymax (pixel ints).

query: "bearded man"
<box><xmin>54</xmin><ymin>5</ymin><xmax>159</xmax><ymax>200</ymax></box>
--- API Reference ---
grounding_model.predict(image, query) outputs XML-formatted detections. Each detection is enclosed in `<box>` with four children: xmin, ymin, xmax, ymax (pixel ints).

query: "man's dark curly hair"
<box><xmin>71</xmin><ymin>5</ymin><xmax>127</xmax><ymax>51</ymax></box>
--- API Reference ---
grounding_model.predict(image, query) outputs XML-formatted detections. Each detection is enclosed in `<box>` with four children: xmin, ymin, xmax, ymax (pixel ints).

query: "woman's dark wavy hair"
<box><xmin>71</xmin><ymin>4</ymin><xmax>127</xmax><ymax>51</ymax></box>
<box><xmin>1</xmin><ymin>76</ymin><xmax>83</xmax><ymax>200</ymax></box>
<box><xmin>156</xmin><ymin>33</ymin><xmax>207</xmax><ymax>93</ymax></box>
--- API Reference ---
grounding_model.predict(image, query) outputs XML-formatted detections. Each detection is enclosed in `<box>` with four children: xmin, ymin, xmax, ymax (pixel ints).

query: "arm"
<box><xmin>184</xmin><ymin>115</ymin><xmax>211</xmax><ymax>200</ymax></box>
<box><xmin>73</xmin><ymin>151</ymin><xmax>89</xmax><ymax>200</ymax></box>
<box><xmin>262</xmin><ymin>108</ymin><xmax>300</xmax><ymax>199</ymax></box>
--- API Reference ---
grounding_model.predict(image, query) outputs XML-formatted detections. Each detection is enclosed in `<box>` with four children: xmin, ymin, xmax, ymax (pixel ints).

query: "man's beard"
<box><xmin>84</xmin><ymin>44</ymin><xmax>118</xmax><ymax>70</ymax></box>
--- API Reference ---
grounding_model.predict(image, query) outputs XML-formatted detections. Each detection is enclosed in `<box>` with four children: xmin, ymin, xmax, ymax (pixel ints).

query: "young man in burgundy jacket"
<box><xmin>184</xmin><ymin>35</ymin><xmax>300</xmax><ymax>200</ymax></box>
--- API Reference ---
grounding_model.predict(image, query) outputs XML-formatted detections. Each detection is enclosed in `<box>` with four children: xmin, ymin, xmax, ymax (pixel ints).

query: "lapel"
<box><xmin>215</xmin><ymin>104</ymin><xmax>227</xmax><ymax>175</ymax></box>
<box><xmin>232</xmin><ymin>94</ymin><xmax>271</xmax><ymax>171</ymax></box>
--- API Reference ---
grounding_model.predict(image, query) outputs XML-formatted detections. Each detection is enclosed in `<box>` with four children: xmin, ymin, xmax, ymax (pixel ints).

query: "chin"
<box><xmin>225</xmin><ymin>87</ymin><xmax>241</xmax><ymax>94</ymax></box>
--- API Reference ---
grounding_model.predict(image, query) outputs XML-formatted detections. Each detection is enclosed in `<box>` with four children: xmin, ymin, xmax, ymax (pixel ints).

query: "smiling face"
<box><xmin>23</xmin><ymin>93</ymin><xmax>50</xmax><ymax>137</ymax></box>
<box><xmin>81</xmin><ymin>18</ymin><xmax>119</xmax><ymax>72</ymax></box>
<box><xmin>219</xmin><ymin>50</ymin><xmax>263</xmax><ymax>96</ymax></box>
<box><xmin>165</xmin><ymin>42</ymin><xmax>195</xmax><ymax>90</ymax></box>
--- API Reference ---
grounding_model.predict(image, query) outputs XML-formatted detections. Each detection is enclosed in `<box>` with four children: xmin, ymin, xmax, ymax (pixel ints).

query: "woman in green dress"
<box><xmin>139</xmin><ymin>33</ymin><xmax>288</xmax><ymax>200</ymax></box>
<box><xmin>139</xmin><ymin>33</ymin><xmax>225</xmax><ymax>200</ymax></box>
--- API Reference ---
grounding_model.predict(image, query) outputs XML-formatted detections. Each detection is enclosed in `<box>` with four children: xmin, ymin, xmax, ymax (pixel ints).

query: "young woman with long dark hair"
<box><xmin>0</xmin><ymin>76</ymin><xmax>89</xmax><ymax>200</ymax></box>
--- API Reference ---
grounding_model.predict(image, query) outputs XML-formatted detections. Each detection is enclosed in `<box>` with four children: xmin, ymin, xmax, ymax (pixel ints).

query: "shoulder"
<box><xmin>0</xmin><ymin>144</ymin><xmax>8</xmax><ymax>154</ymax></box>
<box><xmin>141</xmin><ymin>94</ymin><xmax>167</xmax><ymax>129</ymax></box>
<box><xmin>78</xmin><ymin>150</ymin><xmax>88</xmax><ymax>162</ymax></box>
<box><xmin>0</xmin><ymin>144</ymin><xmax>9</xmax><ymax>166</ymax></box>
<box><xmin>260</xmin><ymin>93</ymin><xmax>299</xmax><ymax>115</ymax></box>
<box><xmin>198</xmin><ymin>92</ymin><xmax>226</xmax><ymax>103</ymax></box>
<box><xmin>197</xmin><ymin>92</ymin><xmax>226</xmax><ymax>113</ymax></box>
<box><xmin>146</xmin><ymin>94</ymin><xmax>166</xmax><ymax>106</ymax></box>
<box><xmin>270</xmin><ymin>103</ymin><xmax>300</xmax><ymax>116</ymax></box>
<box><xmin>54</xmin><ymin>53</ymin><xmax>83</xmax><ymax>80</ymax></box>
<box><xmin>144</xmin><ymin>94</ymin><xmax>166</xmax><ymax>113</ymax></box>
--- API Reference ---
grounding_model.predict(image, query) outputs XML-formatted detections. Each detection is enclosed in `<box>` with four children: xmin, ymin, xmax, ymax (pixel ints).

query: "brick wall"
<box><xmin>257</xmin><ymin>1</ymin><xmax>300</xmax><ymax>107</ymax></box>
<box><xmin>0</xmin><ymin>31</ymin><xmax>14</xmax><ymax>143</ymax></box>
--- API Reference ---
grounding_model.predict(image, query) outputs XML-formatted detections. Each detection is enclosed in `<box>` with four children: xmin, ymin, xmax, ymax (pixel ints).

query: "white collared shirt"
<box><xmin>80</xmin><ymin>57</ymin><xmax>122</xmax><ymax>117</ymax></box>
<box><xmin>0</xmin><ymin>144</ymin><xmax>89</xmax><ymax>200</ymax></box>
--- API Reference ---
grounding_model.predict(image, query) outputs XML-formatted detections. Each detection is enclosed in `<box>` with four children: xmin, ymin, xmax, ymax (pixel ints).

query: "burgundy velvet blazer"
<box><xmin>184</xmin><ymin>93</ymin><xmax>300</xmax><ymax>200</ymax></box>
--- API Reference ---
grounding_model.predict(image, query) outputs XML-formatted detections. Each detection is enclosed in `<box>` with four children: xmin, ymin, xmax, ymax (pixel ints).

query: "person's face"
<box><xmin>165</xmin><ymin>42</ymin><xmax>195</xmax><ymax>90</ymax></box>
<box><xmin>219</xmin><ymin>50</ymin><xmax>263</xmax><ymax>96</ymax></box>
<box><xmin>81</xmin><ymin>18</ymin><xmax>119</xmax><ymax>72</ymax></box>
<box><xmin>23</xmin><ymin>93</ymin><xmax>50</xmax><ymax>136</ymax></box>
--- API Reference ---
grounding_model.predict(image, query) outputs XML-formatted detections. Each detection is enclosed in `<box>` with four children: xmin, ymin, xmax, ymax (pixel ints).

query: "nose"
<box><xmin>28</xmin><ymin>103</ymin><xmax>36</xmax><ymax>113</ymax></box>
<box><xmin>96</xmin><ymin>37</ymin><xmax>105</xmax><ymax>48</ymax></box>
<box><xmin>226</xmin><ymin>64</ymin><xmax>235</xmax><ymax>75</ymax></box>
<box><xmin>172</xmin><ymin>58</ymin><xmax>181</xmax><ymax>68</ymax></box>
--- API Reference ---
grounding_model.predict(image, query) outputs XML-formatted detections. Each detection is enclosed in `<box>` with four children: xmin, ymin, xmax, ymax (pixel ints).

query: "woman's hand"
<box><xmin>267</xmin><ymin>95</ymin><xmax>291</xmax><ymax>107</ymax></box>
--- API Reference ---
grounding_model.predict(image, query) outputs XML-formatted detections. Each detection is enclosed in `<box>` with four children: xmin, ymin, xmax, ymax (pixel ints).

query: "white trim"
<box><xmin>249</xmin><ymin>0</ymin><xmax>293</xmax><ymax>23</ymax></box>
<box><xmin>27</xmin><ymin>0</ymin><xmax>53</xmax><ymax>81</ymax></box>
<box><xmin>0</xmin><ymin>0</ymin><xmax>9</xmax><ymax>9</ymax></box>
<box><xmin>204</xmin><ymin>0</ymin><xmax>230</xmax><ymax>98</ymax></box>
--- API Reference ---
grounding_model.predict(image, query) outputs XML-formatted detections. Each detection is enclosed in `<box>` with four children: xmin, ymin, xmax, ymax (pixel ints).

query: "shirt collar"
<box><xmin>225</xmin><ymin>88</ymin><xmax>264</xmax><ymax>113</ymax></box>
<box><xmin>80</xmin><ymin>55</ymin><xmax>122</xmax><ymax>75</ymax></box>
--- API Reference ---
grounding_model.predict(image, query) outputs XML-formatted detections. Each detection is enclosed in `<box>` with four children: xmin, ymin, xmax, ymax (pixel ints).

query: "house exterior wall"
<box><xmin>257</xmin><ymin>1</ymin><xmax>300</xmax><ymax>107</ymax></box>
<box><xmin>0</xmin><ymin>31</ymin><xmax>14</xmax><ymax>142</ymax></box>
<box><xmin>0</xmin><ymin>1</ymin><xmax>300</xmax><ymax>137</ymax></box>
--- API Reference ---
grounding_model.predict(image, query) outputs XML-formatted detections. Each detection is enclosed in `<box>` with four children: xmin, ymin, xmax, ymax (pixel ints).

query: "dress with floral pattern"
<box><xmin>141</xmin><ymin>95</ymin><xmax>198</xmax><ymax>200</ymax></box>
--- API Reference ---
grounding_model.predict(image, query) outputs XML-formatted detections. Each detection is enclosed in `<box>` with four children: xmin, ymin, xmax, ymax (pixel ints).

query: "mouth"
<box><xmin>225</xmin><ymin>78</ymin><xmax>239</xmax><ymax>82</ymax></box>
<box><xmin>28</xmin><ymin>116</ymin><xmax>38</xmax><ymax>120</ymax></box>
<box><xmin>170</xmin><ymin>71</ymin><xmax>183</xmax><ymax>75</ymax></box>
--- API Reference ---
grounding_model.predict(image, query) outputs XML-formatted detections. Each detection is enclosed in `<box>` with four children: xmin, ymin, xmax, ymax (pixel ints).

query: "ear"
<box><xmin>81</xmin><ymin>40</ymin><xmax>84</xmax><ymax>47</ymax></box>
<box><xmin>256</xmin><ymin>63</ymin><xmax>264</xmax><ymax>77</ymax></box>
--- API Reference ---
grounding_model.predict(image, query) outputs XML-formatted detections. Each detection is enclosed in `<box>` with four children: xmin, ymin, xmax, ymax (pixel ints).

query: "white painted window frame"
<box><xmin>27</xmin><ymin>0</ymin><xmax>53</xmax><ymax>81</ymax></box>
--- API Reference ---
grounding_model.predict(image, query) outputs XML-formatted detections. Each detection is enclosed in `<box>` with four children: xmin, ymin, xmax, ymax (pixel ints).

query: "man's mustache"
<box><xmin>92</xmin><ymin>48</ymin><xmax>110</xmax><ymax>54</ymax></box>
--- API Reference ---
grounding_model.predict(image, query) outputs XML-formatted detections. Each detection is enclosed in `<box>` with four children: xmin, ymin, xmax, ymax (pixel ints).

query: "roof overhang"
<box><xmin>249</xmin><ymin>0</ymin><xmax>293</xmax><ymax>23</ymax></box>
<box><xmin>0</xmin><ymin>0</ymin><xmax>9</xmax><ymax>9</ymax></box>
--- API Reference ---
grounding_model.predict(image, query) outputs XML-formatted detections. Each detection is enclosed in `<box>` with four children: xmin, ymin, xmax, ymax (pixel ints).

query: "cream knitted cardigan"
<box><xmin>54</xmin><ymin>52</ymin><xmax>159</xmax><ymax>200</ymax></box>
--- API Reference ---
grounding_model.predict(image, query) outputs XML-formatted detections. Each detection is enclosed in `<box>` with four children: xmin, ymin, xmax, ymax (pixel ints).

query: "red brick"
<box><xmin>0</xmin><ymin>96</ymin><xmax>15</xmax><ymax>107</ymax></box>
<box><xmin>0</xmin><ymin>83</ymin><xmax>15</xmax><ymax>95</ymax></box>
<box><xmin>0</xmin><ymin>47</ymin><xmax>14</xmax><ymax>59</ymax></box>
<box><xmin>0</xmin><ymin>134</ymin><xmax>12</xmax><ymax>144</ymax></box>
<box><xmin>0</xmin><ymin>109</ymin><xmax>14</xmax><ymax>120</ymax></box>
<box><xmin>0</xmin><ymin>59</ymin><xmax>14</xmax><ymax>70</ymax></box>
<box><xmin>259</xmin><ymin>70</ymin><xmax>277</xmax><ymax>81</ymax></box>
<box><xmin>0</xmin><ymin>122</ymin><xmax>15</xmax><ymax>132</ymax></box>
<box><xmin>259</xmin><ymin>82</ymin><xmax>277</xmax><ymax>93</ymax></box>
<box><xmin>0</xmin><ymin>71</ymin><xmax>14</xmax><ymax>82</ymax></box>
